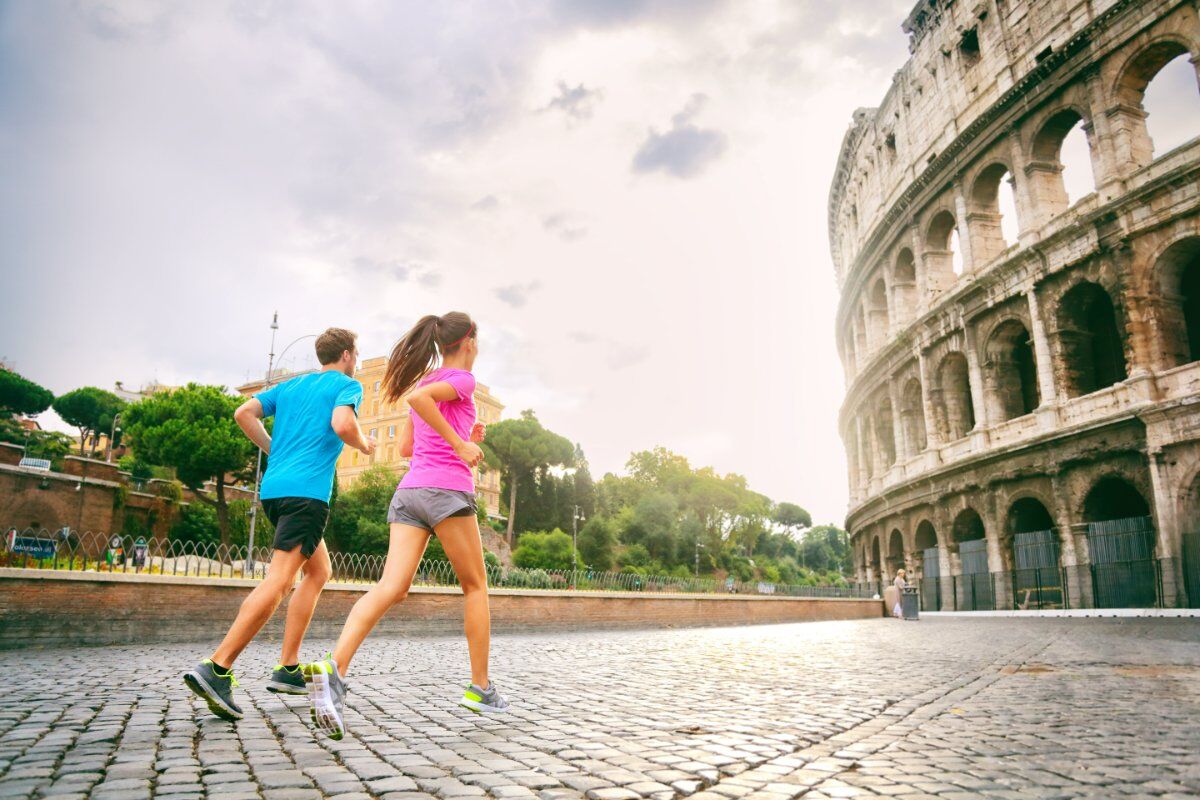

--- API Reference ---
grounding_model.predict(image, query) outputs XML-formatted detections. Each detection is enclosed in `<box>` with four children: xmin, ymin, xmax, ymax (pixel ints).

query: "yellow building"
<box><xmin>235</xmin><ymin>358</ymin><xmax>505</xmax><ymax>518</ymax></box>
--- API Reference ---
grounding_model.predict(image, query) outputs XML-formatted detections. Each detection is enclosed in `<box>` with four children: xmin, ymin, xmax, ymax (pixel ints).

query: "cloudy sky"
<box><xmin>4</xmin><ymin>1</ymin><xmax>1194</xmax><ymax>525</ymax></box>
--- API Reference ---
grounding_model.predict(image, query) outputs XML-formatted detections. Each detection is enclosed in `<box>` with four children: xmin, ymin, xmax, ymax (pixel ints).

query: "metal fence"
<box><xmin>1088</xmin><ymin>516</ymin><xmax>1162</xmax><ymax>609</ymax></box>
<box><xmin>0</xmin><ymin>527</ymin><xmax>873</xmax><ymax>599</ymax></box>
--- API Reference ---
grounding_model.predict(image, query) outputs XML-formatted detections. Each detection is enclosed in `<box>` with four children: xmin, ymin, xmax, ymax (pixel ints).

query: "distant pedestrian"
<box><xmin>891</xmin><ymin>569</ymin><xmax>907</xmax><ymax>618</ymax></box>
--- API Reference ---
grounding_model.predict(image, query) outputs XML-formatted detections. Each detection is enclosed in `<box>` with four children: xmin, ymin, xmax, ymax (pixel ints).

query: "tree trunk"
<box><xmin>506</xmin><ymin>473</ymin><xmax>518</xmax><ymax>546</ymax></box>
<box><xmin>215</xmin><ymin>476</ymin><xmax>231</xmax><ymax>548</ymax></box>
<box><xmin>77</xmin><ymin>429</ymin><xmax>87</xmax><ymax>456</ymax></box>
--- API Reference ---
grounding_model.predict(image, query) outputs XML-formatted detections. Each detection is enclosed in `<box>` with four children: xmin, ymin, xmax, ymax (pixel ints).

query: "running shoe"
<box><xmin>265</xmin><ymin>664</ymin><xmax>307</xmax><ymax>695</ymax></box>
<box><xmin>460</xmin><ymin>681</ymin><xmax>509</xmax><ymax>714</ymax></box>
<box><xmin>302</xmin><ymin>654</ymin><xmax>348</xmax><ymax>740</ymax></box>
<box><xmin>183</xmin><ymin>660</ymin><xmax>243</xmax><ymax>721</ymax></box>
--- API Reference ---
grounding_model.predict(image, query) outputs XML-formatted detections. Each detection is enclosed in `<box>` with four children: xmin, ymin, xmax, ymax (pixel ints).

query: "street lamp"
<box><xmin>571</xmin><ymin>504</ymin><xmax>580</xmax><ymax>590</ymax></box>
<box><xmin>694</xmin><ymin>541</ymin><xmax>705</xmax><ymax>577</ymax></box>
<box><xmin>244</xmin><ymin>313</ymin><xmax>317</xmax><ymax>574</ymax></box>
<box><xmin>106</xmin><ymin>413</ymin><xmax>122</xmax><ymax>463</ymax></box>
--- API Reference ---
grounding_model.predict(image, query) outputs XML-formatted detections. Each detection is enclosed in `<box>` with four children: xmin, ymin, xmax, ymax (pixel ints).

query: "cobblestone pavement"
<box><xmin>0</xmin><ymin>618</ymin><xmax>1198</xmax><ymax>800</ymax></box>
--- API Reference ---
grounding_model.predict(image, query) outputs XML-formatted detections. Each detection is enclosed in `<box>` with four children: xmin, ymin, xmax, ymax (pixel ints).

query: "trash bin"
<box><xmin>901</xmin><ymin>586</ymin><xmax>920</xmax><ymax>620</ymax></box>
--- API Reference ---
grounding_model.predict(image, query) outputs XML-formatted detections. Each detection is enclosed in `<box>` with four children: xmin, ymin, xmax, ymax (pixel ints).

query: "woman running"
<box><xmin>305</xmin><ymin>311</ymin><xmax>507</xmax><ymax>740</ymax></box>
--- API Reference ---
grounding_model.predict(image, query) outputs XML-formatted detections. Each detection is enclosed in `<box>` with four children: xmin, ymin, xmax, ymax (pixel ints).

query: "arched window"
<box><xmin>1116</xmin><ymin>41</ymin><xmax>1200</xmax><ymax>168</ymax></box>
<box><xmin>925</xmin><ymin>211</ymin><xmax>962</xmax><ymax>293</ymax></box>
<box><xmin>892</xmin><ymin>248</ymin><xmax>918</xmax><ymax>323</ymax></box>
<box><xmin>874</xmin><ymin>397</ymin><xmax>896</xmax><ymax>468</ymax></box>
<box><xmin>934</xmin><ymin>352</ymin><xmax>975</xmax><ymax>441</ymax></box>
<box><xmin>887</xmin><ymin>528</ymin><xmax>904</xmax><ymax>577</ymax></box>
<box><xmin>900</xmin><ymin>377</ymin><xmax>927</xmax><ymax>455</ymax></box>
<box><xmin>1006</xmin><ymin>497</ymin><xmax>1063</xmax><ymax>608</ymax></box>
<box><xmin>1154</xmin><ymin>237</ymin><xmax>1200</xmax><ymax>367</ymax></box>
<box><xmin>1057</xmin><ymin>282</ymin><xmax>1128</xmax><ymax>397</ymax></box>
<box><xmin>969</xmin><ymin>163</ymin><xmax>1020</xmax><ymax>265</ymax></box>
<box><xmin>867</xmin><ymin>277</ymin><xmax>890</xmax><ymax>347</ymax></box>
<box><xmin>1029</xmin><ymin>109</ymin><xmax>1097</xmax><ymax>220</ymax></box>
<box><xmin>870</xmin><ymin>536</ymin><xmax>883</xmax><ymax>580</ymax></box>
<box><xmin>984</xmin><ymin>319</ymin><xmax>1039</xmax><ymax>421</ymax></box>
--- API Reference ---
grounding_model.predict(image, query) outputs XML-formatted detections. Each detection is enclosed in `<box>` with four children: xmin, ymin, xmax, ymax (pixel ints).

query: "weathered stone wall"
<box><xmin>0</xmin><ymin>570</ymin><xmax>882</xmax><ymax>649</ymax></box>
<box><xmin>829</xmin><ymin>0</ymin><xmax>1200</xmax><ymax>607</ymax></box>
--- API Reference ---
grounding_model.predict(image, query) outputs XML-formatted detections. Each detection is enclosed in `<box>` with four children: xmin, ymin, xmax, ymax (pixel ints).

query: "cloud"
<box><xmin>471</xmin><ymin>194</ymin><xmax>500</xmax><ymax>211</ymax></box>
<box><xmin>543</xmin><ymin>81</ymin><xmax>602</xmax><ymax>121</ymax></box>
<box><xmin>352</xmin><ymin>257</ymin><xmax>438</xmax><ymax>286</ymax></box>
<box><xmin>494</xmin><ymin>281</ymin><xmax>542</xmax><ymax>308</ymax></box>
<box><xmin>542</xmin><ymin>213</ymin><xmax>588</xmax><ymax>242</ymax></box>
<box><xmin>631</xmin><ymin>93</ymin><xmax>728</xmax><ymax>179</ymax></box>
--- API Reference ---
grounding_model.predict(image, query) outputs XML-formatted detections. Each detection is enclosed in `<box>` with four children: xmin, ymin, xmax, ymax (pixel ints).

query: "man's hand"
<box><xmin>361</xmin><ymin>435</ymin><xmax>377</xmax><ymax>456</ymax></box>
<box><xmin>454</xmin><ymin>440</ymin><xmax>484</xmax><ymax>467</ymax></box>
<box><xmin>470</xmin><ymin>422</ymin><xmax>486</xmax><ymax>443</ymax></box>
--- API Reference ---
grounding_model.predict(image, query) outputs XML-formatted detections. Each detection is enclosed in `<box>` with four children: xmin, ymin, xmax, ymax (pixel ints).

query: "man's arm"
<box><xmin>234</xmin><ymin>399</ymin><xmax>271</xmax><ymax>455</ymax></box>
<box><xmin>406</xmin><ymin>382</ymin><xmax>482</xmax><ymax>466</ymax></box>
<box><xmin>332</xmin><ymin>406</ymin><xmax>375</xmax><ymax>454</ymax></box>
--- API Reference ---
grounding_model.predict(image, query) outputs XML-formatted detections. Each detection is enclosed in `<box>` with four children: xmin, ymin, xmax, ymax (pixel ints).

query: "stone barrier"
<box><xmin>0</xmin><ymin>568</ymin><xmax>882</xmax><ymax>649</ymax></box>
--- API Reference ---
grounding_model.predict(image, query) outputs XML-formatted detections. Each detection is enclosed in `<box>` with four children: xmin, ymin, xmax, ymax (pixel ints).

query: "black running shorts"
<box><xmin>262</xmin><ymin>497</ymin><xmax>329</xmax><ymax>558</ymax></box>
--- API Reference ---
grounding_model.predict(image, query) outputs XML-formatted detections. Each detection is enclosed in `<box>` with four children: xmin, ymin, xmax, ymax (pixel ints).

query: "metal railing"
<box><xmin>0</xmin><ymin>527</ymin><xmax>872</xmax><ymax>599</ymax></box>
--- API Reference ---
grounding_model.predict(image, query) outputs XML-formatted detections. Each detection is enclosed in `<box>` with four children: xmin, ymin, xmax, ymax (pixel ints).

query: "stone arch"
<box><xmin>925</xmin><ymin>209</ymin><xmax>962</xmax><ymax>289</ymax></box>
<box><xmin>870</xmin><ymin>534</ymin><xmax>883</xmax><ymax>581</ymax></box>
<box><xmin>887</xmin><ymin>528</ymin><xmax>904</xmax><ymax>577</ymax></box>
<box><xmin>969</xmin><ymin>162</ymin><xmax>1019</xmax><ymax>265</ymax></box>
<box><xmin>983</xmin><ymin>317</ymin><xmax>1039</xmax><ymax>421</ymax></box>
<box><xmin>1153</xmin><ymin>236</ymin><xmax>1200</xmax><ymax>367</ymax></box>
<box><xmin>892</xmin><ymin>247</ymin><xmax>918</xmax><ymax>323</ymax></box>
<box><xmin>1113</xmin><ymin>37</ymin><xmax>1199</xmax><ymax>167</ymax></box>
<box><xmin>951</xmin><ymin>507</ymin><xmax>987</xmax><ymax>549</ymax></box>
<box><xmin>1004</xmin><ymin>496</ymin><xmax>1065</xmax><ymax>607</ymax></box>
<box><xmin>900</xmin><ymin>377</ymin><xmax>927</xmax><ymax>455</ymax></box>
<box><xmin>914</xmin><ymin>520</ymin><xmax>938</xmax><ymax>551</ymax></box>
<box><xmin>854</xmin><ymin>307</ymin><xmax>868</xmax><ymax>362</ymax></box>
<box><xmin>1027</xmin><ymin>107</ymin><xmax>1096</xmax><ymax>220</ymax></box>
<box><xmin>1056</xmin><ymin>281</ymin><xmax>1129</xmax><ymax>397</ymax></box>
<box><xmin>866</xmin><ymin>275</ymin><xmax>890</xmax><ymax>348</ymax></box>
<box><xmin>874</xmin><ymin>395</ymin><xmax>897</xmax><ymax>469</ymax></box>
<box><xmin>933</xmin><ymin>352</ymin><xmax>975</xmax><ymax>441</ymax></box>
<box><xmin>1083</xmin><ymin>475</ymin><xmax>1151</xmax><ymax>524</ymax></box>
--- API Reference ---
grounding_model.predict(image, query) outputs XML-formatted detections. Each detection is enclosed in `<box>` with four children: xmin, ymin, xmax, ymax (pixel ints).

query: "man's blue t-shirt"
<box><xmin>256</xmin><ymin>370</ymin><xmax>363</xmax><ymax>503</ymax></box>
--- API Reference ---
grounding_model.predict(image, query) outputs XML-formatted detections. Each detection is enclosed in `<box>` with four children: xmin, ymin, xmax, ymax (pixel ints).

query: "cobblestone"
<box><xmin>0</xmin><ymin>619</ymin><xmax>1197</xmax><ymax>798</ymax></box>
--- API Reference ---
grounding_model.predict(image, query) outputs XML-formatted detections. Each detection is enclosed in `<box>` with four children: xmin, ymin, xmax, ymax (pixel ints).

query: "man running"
<box><xmin>184</xmin><ymin>327</ymin><xmax>374</xmax><ymax>721</ymax></box>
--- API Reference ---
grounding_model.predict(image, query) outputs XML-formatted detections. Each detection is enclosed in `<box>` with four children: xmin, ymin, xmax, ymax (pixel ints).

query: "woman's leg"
<box><xmin>433</xmin><ymin>514</ymin><xmax>490</xmax><ymax>688</ymax></box>
<box><xmin>331</xmin><ymin>524</ymin><xmax>429</xmax><ymax>675</ymax></box>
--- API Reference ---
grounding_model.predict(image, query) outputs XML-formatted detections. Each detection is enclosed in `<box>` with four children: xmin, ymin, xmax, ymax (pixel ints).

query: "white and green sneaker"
<box><xmin>302</xmin><ymin>655</ymin><xmax>347</xmax><ymax>740</ymax></box>
<box><xmin>266</xmin><ymin>664</ymin><xmax>307</xmax><ymax>695</ymax></box>
<box><xmin>184</xmin><ymin>660</ymin><xmax>243</xmax><ymax>721</ymax></box>
<box><xmin>460</xmin><ymin>681</ymin><xmax>509</xmax><ymax>714</ymax></box>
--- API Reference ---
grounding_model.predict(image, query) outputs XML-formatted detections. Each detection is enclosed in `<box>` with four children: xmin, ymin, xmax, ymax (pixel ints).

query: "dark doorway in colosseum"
<box><xmin>1154</xmin><ymin>237</ymin><xmax>1200</xmax><ymax>366</ymax></box>
<box><xmin>870</xmin><ymin>536</ymin><xmax>883</xmax><ymax>582</ymax></box>
<box><xmin>952</xmin><ymin>508</ymin><xmax>993</xmax><ymax>609</ymax></box>
<box><xmin>867</xmin><ymin>278</ymin><xmax>890</xmax><ymax>347</ymax></box>
<box><xmin>969</xmin><ymin>163</ymin><xmax>1019</xmax><ymax>265</ymax></box>
<box><xmin>985</xmin><ymin>319</ymin><xmax>1039</xmax><ymax>421</ymax></box>
<box><xmin>875</xmin><ymin>399</ymin><xmax>896</xmax><ymax>467</ymax></box>
<box><xmin>935</xmin><ymin>352</ymin><xmax>975</xmax><ymax>440</ymax></box>
<box><xmin>887</xmin><ymin>529</ymin><xmax>904</xmax><ymax>578</ymax></box>
<box><xmin>1118</xmin><ymin>40</ymin><xmax>1200</xmax><ymax>165</ymax></box>
<box><xmin>1057</xmin><ymin>282</ymin><xmax>1128</xmax><ymax>397</ymax></box>
<box><xmin>900</xmin><ymin>378</ymin><xmax>927</xmax><ymax>454</ymax></box>
<box><xmin>1006</xmin><ymin>498</ymin><xmax>1064</xmax><ymax>609</ymax></box>
<box><xmin>1083</xmin><ymin>478</ymin><xmax>1157</xmax><ymax>608</ymax></box>
<box><xmin>914</xmin><ymin>520</ymin><xmax>940</xmax><ymax>610</ymax></box>
<box><xmin>926</xmin><ymin>210</ymin><xmax>963</xmax><ymax>285</ymax></box>
<box><xmin>1031</xmin><ymin>109</ymin><xmax>1096</xmax><ymax>214</ymax></box>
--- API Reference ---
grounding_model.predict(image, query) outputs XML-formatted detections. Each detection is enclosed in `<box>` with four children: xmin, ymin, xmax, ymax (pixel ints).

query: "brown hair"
<box><xmin>382</xmin><ymin>312</ymin><xmax>476</xmax><ymax>401</ymax></box>
<box><xmin>314</xmin><ymin>328</ymin><xmax>358</xmax><ymax>365</ymax></box>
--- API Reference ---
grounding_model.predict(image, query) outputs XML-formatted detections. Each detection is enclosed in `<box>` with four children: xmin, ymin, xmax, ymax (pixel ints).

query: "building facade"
<box><xmin>830</xmin><ymin>0</ymin><xmax>1200</xmax><ymax>609</ymax></box>
<box><xmin>237</xmin><ymin>358</ymin><xmax>505</xmax><ymax>518</ymax></box>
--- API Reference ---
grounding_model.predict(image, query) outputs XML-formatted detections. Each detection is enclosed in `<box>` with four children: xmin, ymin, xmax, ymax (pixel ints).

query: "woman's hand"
<box><xmin>470</xmin><ymin>422</ymin><xmax>486</xmax><ymax>443</ymax></box>
<box><xmin>455</xmin><ymin>440</ymin><xmax>484</xmax><ymax>467</ymax></box>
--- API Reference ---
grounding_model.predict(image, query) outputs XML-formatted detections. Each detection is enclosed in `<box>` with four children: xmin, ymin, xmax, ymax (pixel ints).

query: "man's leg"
<box><xmin>280</xmin><ymin>540</ymin><xmax>332</xmax><ymax>666</ymax></box>
<box><xmin>211</xmin><ymin>546</ymin><xmax>308</xmax><ymax>668</ymax></box>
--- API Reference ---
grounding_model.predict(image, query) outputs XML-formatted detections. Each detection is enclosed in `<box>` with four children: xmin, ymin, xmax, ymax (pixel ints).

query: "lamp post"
<box><xmin>244</xmin><ymin>314</ymin><xmax>316</xmax><ymax>574</ymax></box>
<box><xmin>105</xmin><ymin>413</ymin><xmax>122</xmax><ymax>463</ymax></box>
<box><xmin>571</xmin><ymin>504</ymin><xmax>580</xmax><ymax>590</ymax></box>
<box><xmin>694</xmin><ymin>541</ymin><xmax>705</xmax><ymax>578</ymax></box>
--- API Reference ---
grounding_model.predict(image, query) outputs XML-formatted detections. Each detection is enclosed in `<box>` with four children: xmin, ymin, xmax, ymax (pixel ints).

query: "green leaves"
<box><xmin>512</xmin><ymin>529</ymin><xmax>574</xmax><ymax>570</ymax></box>
<box><xmin>0</xmin><ymin>370</ymin><xmax>54</xmax><ymax>417</ymax></box>
<box><xmin>52</xmin><ymin>386</ymin><xmax>126</xmax><ymax>455</ymax></box>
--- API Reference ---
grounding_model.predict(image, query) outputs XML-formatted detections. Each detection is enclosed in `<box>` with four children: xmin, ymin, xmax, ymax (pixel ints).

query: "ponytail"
<box><xmin>382</xmin><ymin>311</ymin><xmax>476</xmax><ymax>402</ymax></box>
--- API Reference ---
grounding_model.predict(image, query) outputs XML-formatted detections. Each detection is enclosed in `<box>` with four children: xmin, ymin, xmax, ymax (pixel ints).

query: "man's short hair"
<box><xmin>315</xmin><ymin>328</ymin><xmax>357</xmax><ymax>365</ymax></box>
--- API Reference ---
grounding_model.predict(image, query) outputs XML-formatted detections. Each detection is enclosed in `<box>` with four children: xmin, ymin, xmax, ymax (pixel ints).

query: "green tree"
<box><xmin>577</xmin><ymin>515</ymin><xmax>618</xmax><ymax>571</ymax></box>
<box><xmin>325</xmin><ymin>464</ymin><xmax>400</xmax><ymax>555</ymax></box>
<box><xmin>512</xmin><ymin>529</ymin><xmax>573</xmax><ymax>570</ymax></box>
<box><xmin>0</xmin><ymin>370</ymin><xmax>54</xmax><ymax>417</ymax></box>
<box><xmin>53</xmin><ymin>387</ymin><xmax>126</xmax><ymax>456</ymax></box>
<box><xmin>0</xmin><ymin>417</ymin><xmax>72</xmax><ymax>464</ymax></box>
<box><xmin>773</xmin><ymin>502</ymin><xmax>812</xmax><ymax>531</ymax></box>
<box><xmin>170</xmin><ymin>503</ymin><xmax>220</xmax><ymax>546</ymax></box>
<box><xmin>122</xmin><ymin>384</ymin><xmax>255</xmax><ymax>546</ymax></box>
<box><xmin>481</xmin><ymin>410</ymin><xmax>574</xmax><ymax>544</ymax></box>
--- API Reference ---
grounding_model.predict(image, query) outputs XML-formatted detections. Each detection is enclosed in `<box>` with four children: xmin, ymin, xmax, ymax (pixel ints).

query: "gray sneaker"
<box><xmin>266</xmin><ymin>664</ymin><xmax>307</xmax><ymax>695</ymax></box>
<box><xmin>184</xmin><ymin>660</ymin><xmax>243</xmax><ymax>721</ymax></box>
<box><xmin>460</xmin><ymin>681</ymin><xmax>509</xmax><ymax>714</ymax></box>
<box><xmin>302</xmin><ymin>655</ymin><xmax>347</xmax><ymax>740</ymax></box>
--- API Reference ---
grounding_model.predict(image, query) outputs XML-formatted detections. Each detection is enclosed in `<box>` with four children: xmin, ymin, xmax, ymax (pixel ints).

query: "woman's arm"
<box><xmin>399</xmin><ymin>414</ymin><xmax>414</xmax><ymax>458</ymax></box>
<box><xmin>406</xmin><ymin>381</ymin><xmax>483</xmax><ymax>466</ymax></box>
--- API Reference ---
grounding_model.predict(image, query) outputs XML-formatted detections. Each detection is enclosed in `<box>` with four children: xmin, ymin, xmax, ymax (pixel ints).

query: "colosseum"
<box><xmin>830</xmin><ymin>0</ymin><xmax>1200</xmax><ymax>610</ymax></box>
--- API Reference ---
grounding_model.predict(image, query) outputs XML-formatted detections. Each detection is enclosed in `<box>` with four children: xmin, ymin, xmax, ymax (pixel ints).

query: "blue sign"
<box><xmin>10</xmin><ymin>535</ymin><xmax>57</xmax><ymax>560</ymax></box>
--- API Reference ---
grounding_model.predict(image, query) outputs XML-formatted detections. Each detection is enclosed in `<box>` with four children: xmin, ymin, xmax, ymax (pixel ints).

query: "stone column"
<box><xmin>918</xmin><ymin>348</ymin><xmax>942</xmax><ymax>448</ymax></box>
<box><xmin>887</xmin><ymin>378</ymin><xmax>908</xmax><ymax>462</ymax></box>
<box><xmin>1026</xmin><ymin>286</ymin><xmax>1059</xmax><ymax>406</ymax></box>
<box><xmin>1148</xmin><ymin>448</ymin><xmax>1181</xmax><ymax>608</ymax></box>
<box><xmin>962</xmin><ymin>322</ymin><xmax>991</xmax><ymax>435</ymax></box>
<box><xmin>952</xmin><ymin>180</ymin><xmax>976</xmax><ymax>275</ymax></box>
<box><xmin>1006</xmin><ymin>126</ymin><xmax>1039</xmax><ymax>245</ymax></box>
<box><xmin>1083</xmin><ymin>67</ymin><xmax>1124</xmax><ymax>202</ymax></box>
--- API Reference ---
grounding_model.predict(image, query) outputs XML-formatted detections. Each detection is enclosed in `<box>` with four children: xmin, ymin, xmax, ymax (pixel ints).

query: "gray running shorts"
<box><xmin>387</xmin><ymin>486</ymin><xmax>477</xmax><ymax>532</ymax></box>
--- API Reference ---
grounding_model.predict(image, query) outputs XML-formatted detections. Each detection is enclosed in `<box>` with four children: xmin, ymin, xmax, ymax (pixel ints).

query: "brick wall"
<box><xmin>0</xmin><ymin>569</ymin><xmax>882</xmax><ymax>649</ymax></box>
